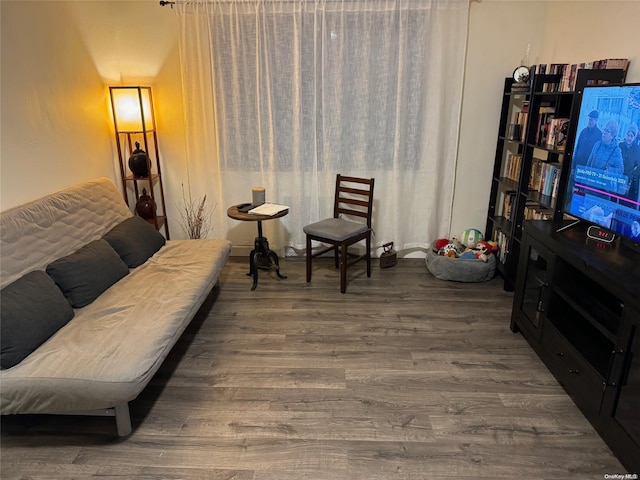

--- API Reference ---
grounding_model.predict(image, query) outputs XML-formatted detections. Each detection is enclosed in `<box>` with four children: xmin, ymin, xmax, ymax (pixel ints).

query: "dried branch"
<box><xmin>179</xmin><ymin>184</ymin><xmax>215</xmax><ymax>239</ymax></box>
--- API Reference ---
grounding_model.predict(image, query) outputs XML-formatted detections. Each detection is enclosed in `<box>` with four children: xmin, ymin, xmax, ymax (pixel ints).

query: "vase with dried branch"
<box><xmin>179</xmin><ymin>184</ymin><xmax>215</xmax><ymax>239</ymax></box>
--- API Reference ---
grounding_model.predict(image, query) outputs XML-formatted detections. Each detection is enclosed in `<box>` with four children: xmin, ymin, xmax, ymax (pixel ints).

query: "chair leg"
<box><xmin>333</xmin><ymin>246</ymin><xmax>339</xmax><ymax>269</ymax></box>
<box><xmin>306</xmin><ymin>235</ymin><xmax>312</xmax><ymax>283</ymax></box>
<box><xmin>340</xmin><ymin>243</ymin><xmax>348</xmax><ymax>293</ymax></box>
<box><xmin>366</xmin><ymin>233</ymin><xmax>372</xmax><ymax>277</ymax></box>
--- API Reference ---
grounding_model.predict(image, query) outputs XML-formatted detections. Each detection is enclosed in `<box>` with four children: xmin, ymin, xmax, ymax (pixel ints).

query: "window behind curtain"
<box><xmin>212</xmin><ymin>4</ymin><xmax>428</xmax><ymax>172</ymax></box>
<box><xmin>177</xmin><ymin>0</ymin><xmax>469</xmax><ymax>251</ymax></box>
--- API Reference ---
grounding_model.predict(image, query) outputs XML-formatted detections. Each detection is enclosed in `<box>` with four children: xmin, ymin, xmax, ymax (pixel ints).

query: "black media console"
<box><xmin>511</xmin><ymin>220</ymin><xmax>639</xmax><ymax>472</ymax></box>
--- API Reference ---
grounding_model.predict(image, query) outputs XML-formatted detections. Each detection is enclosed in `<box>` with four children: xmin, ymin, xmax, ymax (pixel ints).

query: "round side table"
<box><xmin>227</xmin><ymin>205</ymin><xmax>289</xmax><ymax>290</ymax></box>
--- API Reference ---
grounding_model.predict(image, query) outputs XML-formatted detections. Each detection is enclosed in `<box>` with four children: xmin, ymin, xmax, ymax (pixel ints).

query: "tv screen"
<box><xmin>564</xmin><ymin>83</ymin><xmax>640</xmax><ymax>245</ymax></box>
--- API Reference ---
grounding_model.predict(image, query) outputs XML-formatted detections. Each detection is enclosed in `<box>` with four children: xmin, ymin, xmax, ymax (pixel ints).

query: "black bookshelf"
<box><xmin>485</xmin><ymin>68</ymin><xmax>627</xmax><ymax>291</ymax></box>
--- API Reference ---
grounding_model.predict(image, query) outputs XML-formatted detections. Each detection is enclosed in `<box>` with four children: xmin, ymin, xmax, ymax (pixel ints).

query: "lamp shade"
<box><xmin>109</xmin><ymin>86</ymin><xmax>155</xmax><ymax>132</ymax></box>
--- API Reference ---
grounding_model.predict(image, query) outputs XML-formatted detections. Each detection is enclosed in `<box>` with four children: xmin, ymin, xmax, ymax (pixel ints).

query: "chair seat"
<box><xmin>303</xmin><ymin>218</ymin><xmax>368</xmax><ymax>242</ymax></box>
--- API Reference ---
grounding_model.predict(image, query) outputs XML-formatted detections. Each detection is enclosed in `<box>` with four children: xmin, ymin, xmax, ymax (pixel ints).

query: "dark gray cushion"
<box><xmin>303</xmin><ymin>218</ymin><xmax>368</xmax><ymax>241</ymax></box>
<box><xmin>1</xmin><ymin>270</ymin><xmax>75</xmax><ymax>369</ymax></box>
<box><xmin>46</xmin><ymin>239</ymin><xmax>129</xmax><ymax>308</ymax></box>
<box><xmin>103</xmin><ymin>216</ymin><xmax>166</xmax><ymax>268</ymax></box>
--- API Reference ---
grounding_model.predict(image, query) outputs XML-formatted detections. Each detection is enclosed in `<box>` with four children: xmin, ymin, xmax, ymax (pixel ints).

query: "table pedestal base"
<box><xmin>227</xmin><ymin>206</ymin><xmax>288</xmax><ymax>291</ymax></box>
<box><xmin>247</xmin><ymin>230</ymin><xmax>286</xmax><ymax>290</ymax></box>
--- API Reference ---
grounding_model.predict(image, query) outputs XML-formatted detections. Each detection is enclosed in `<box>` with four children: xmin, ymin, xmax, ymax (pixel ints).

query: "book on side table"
<box><xmin>248</xmin><ymin>203</ymin><xmax>289</xmax><ymax>216</ymax></box>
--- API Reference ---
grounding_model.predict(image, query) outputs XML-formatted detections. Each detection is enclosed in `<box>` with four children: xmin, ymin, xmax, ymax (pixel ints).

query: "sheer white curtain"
<box><xmin>176</xmin><ymin>0</ymin><xmax>468</xmax><ymax>254</ymax></box>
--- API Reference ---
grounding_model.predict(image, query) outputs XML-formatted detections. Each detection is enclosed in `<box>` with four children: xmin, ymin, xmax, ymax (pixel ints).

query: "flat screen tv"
<box><xmin>563</xmin><ymin>82</ymin><xmax>640</xmax><ymax>245</ymax></box>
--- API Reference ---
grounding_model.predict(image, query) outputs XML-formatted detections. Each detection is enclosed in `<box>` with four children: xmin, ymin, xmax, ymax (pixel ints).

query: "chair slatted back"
<box><xmin>333</xmin><ymin>175</ymin><xmax>375</xmax><ymax>227</ymax></box>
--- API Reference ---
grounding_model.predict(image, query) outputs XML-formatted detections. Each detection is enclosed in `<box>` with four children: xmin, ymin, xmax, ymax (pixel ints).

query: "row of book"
<box><xmin>511</xmin><ymin>105</ymin><xmax>528</xmax><ymax>142</ymax></box>
<box><xmin>523</xmin><ymin>203</ymin><xmax>553</xmax><ymax>221</ymax></box>
<box><xmin>492</xmin><ymin>230</ymin><xmax>509</xmax><ymax>264</ymax></box>
<box><xmin>497</xmin><ymin>190</ymin><xmax>517</xmax><ymax>222</ymax></box>
<box><xmin>512</xmin><ymin>102</ymin><xmax>568</xmax><ymax>150</ymax></box>
<box><xmin>547</xmin><ymin>118</ymin><xmax>569</xmax><ymax>151</ymax></box>
<box><xmin>529</xmin><ymin>158</ymin><xmax>560</xmax><ymax>198</ymax></box>
<box><xmin>535</xmin><ymin>109</ymin><xmax>570</xmax><ymax>150</ymax></box>
<box><xmin>531</xmin><ymin>58</ymin><xmax>629</xmax><ymax>93</ymax></box>
<box><xmin>503</xmin><ymin>153</ymin><xmax>521</xmax><ymax>182</ymax></box>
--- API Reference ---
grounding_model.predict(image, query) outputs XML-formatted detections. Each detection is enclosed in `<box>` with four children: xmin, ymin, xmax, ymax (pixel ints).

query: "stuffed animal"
<box><xmin>440</xmin><ymin>242</ymin><xmax>461</xmax><ymax>258</ymax></box>
<box><xmin>449</xmin><ymin>236</ymin><xmax>464</xmax><ymax>251</ymax></box>
<box><xmin>458</xmin><ymin>249</ymin><xmax>477</xmax><ymax>260</ymax></box>
<box><xmin>433</xmin><ymin>238</ymin><xmax>449</xmax><ymax>252</ymax></box>
<box><xmin>485</xmin><ymin>240</ymin><xmax>499</xmax><ymax>254</ymax></box>
<box><xmin>476</xmin><ymin>240</ymin><xmax>496</xmax><ymax>255</ymax></box>
<box><xmin>458</xmin><ymin>241</ymin><xmax>491</xmax><ymax>262</ymax></box>
<box><xmin>459</xmin><ymin>228</ymin><xmax>484</xmax><ymax>249</ymax></box>
<box><xmin>473</xmin><ymin>242</ymin><xmax>490</xmax><ymax>262</ymax></box>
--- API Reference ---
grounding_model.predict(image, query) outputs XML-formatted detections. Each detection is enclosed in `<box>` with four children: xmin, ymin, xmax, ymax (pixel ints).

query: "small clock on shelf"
<box><xmin>511</xmin><ymin>66</ymin><xmax>531</xmax><ymax>92</ymax></box>
<box><xmin>513</xmin><ymin>65</ymin><xmax>530</xmax><ymax>83</ymax></box>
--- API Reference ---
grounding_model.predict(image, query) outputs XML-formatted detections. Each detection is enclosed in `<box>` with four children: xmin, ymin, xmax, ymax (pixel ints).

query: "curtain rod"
<box><xmin>159</xmin><ymin>0</ymin><xmax>479</xmax><ymax>7</ymax></box>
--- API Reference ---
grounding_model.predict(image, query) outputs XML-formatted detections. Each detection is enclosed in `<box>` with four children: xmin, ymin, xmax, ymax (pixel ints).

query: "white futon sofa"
<box><xmin>0</xmin><ymin>178</ymin><xmax>232</xmax><ymax>435</ymax></box>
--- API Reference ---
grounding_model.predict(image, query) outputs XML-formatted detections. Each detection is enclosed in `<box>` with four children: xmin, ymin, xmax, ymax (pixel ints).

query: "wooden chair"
<box><xmin>303</xmin><ymin>174</ymin><xmax>375</xmax><ymax>293</ymax></box>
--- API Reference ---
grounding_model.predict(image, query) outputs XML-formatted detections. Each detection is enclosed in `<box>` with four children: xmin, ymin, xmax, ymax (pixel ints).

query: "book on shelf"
<box><xmin>511</xmin><ymin>83</ymin><xmax>530</xmax><ymax>92</ymax></box>
<box><xmin>543</xmin><ymin>165</ymin><xmax>556</xmax><ymax>197</ymax></box>
<box><xmin>510</xmin><ymin>104</ymin><xmax>529</xmax><ymax>141</ymax></box>
<box><xmin>549</xmin><ymin>63</ymin><xmax>568</xmax><ymax>75</ymax></box>
<box><xmin>538</xmin><ymin>63</ymin><xmax>569</xmax><ymax>92</ymax></box>
<box><xmin>596</xmin><ymin>58</ymin><xmax>630</xmax><ymax>71</ymax></box>
<box><xmin>523</xmin><ymin>204</ymin><xmax>553</xmax><ymax>221</ymax></box>
<box><xmin>550</xmin><ymin>168</ymin><xmax>560</xmax><ymax>199</ymax></box>
<box><xmin>504</xmin><ymin>153</ymin><xmax>522</xmax><ymax>181</ymax></box>
<box><xmin>535</xmin><ymin>106</ymin><xmax>555</xmax><ymax>146</ymax></box>
<box><xmin>529</xmin><ymin>158</ymin><xmax>544</xmax><ymax>191</ymax></box>
<box><xmin>248</xmin><ymin>202</ymin><xmax>289</xmax><ymax>216</ymax></box>
<box><xmin>492</xmin><ymin>230</ymin><xmax>509</xmax><ymax>264</ymax></box>
<box><xmin>519</xmin><ymin>104</ymin><xmax>529</xmax><ymax>141</ymax></box>
<box><xmin>548</xmin><ymin>166</ymin><xmax>560</xmax><ymax>198</ymax></box>
<box><xmin>529</xmin><ymin>160</ymin><xmax>560</xmax><ymax>198</ymax></box>
<box><xmin>547</xmin><ymin>118</ymin><xmax>570</xmax><ymax>150</ymax></box>
<box><xmin>531</xmin><ymin>58</ymin><xmax>629</xmax><ymax>92</ymax></box>
<box><xmin>502</xmin><ymin>191</ymin><xmax>517</xmax><ymax>221</ymax></box>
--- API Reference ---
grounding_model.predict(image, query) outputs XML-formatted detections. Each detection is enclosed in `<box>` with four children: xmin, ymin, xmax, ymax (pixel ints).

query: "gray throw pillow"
<box><xmin>103</xmin><ymin>216</ymin><xmax>166</xmax><ymax>268</ymax></box>
<box><xmin>1</xmin><ymin>270</ymin><xmax>75</xmax><ymax>369</ymax></box>
<box><xmin>46</xmin><ymin>239</ymin><xmax>129</xmax><ymax>308</ymax></box>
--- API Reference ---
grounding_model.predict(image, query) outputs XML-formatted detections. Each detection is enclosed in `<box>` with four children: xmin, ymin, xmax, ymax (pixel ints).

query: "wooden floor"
<box><xmin>1</xmin><ymin>258</ymin><xmax>626</xmax><ymax>479</ymax></box>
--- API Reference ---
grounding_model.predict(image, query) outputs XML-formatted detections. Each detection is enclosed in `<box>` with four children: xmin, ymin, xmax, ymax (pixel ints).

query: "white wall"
<box><xmin>0</xmin><ymin>1</ymin><xmax>115</xmax><ymax>209</ymax></box>
<box><xmin>0</xmin><ymin>1</ymin><xmax>190</xmax><ymax>240</ymax></box>
<box><xmin>2</xmin><ymin>0</ymin><xmax>639</xmax><ymax>242</ymax></box>
<box><xmin>453</xmin><ymin>0</ymin><xmax>547</xmax><ymax>237</ymax></box>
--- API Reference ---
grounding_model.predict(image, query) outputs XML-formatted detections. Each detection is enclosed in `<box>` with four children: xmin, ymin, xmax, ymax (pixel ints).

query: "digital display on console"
<box><xmin>564</xmin><ymin>83</ymin><xmax>640</xmax><ymax>244</ymax></box>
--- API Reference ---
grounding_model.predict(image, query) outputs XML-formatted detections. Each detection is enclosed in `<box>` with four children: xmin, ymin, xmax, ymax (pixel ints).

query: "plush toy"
<box><xmin>485</xmin><ymin>240</ymin><xmax>499</xmax><ymax>254</ymax></box>
<box><xmin>440</xmin><ymin>242</ymin><xmax>462</xmax><ymax>258</ymax></box>
<box><xmin>458</xmin><ymin>249</ymin><xmax>477</xmax><ymax>260</ymax></box>
<box><xmin>449</xmin><ymin>236</ymin><xmax>464</xmax><ymax>251</ymax></box>
<box><xmin>473</xmin><ymin>242</ymin><xmax>490</xmax><ymax>262</ymax></box>
<box><xmin>457</xmin><ymin>241</ymin><xmax>491</xmax><ymax>262</ymax></box>
<box><xmin>476</xmin><ymin>240</ymin><xmax>495</xmax><ymax>254</ymax></box>
<box><xmin>459</xmin><ymin>228</ymin><xmax>484</xmax><ymax>249</ymax></box>
<box><xmin>433</xmin><ymin>238</ymin><xmax>449</xmax><ymax>252</ymax></box>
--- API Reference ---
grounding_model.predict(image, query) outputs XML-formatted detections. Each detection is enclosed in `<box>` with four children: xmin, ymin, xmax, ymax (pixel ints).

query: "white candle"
<box><xmin>252</xmin><ymin>187</ymin><xmax>265</xmax><ymax>206</ymax></box>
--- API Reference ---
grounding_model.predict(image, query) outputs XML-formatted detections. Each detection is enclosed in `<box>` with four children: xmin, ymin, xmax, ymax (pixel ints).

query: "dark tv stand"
<box><xmin>511</xmin><ymin>220</ymin><xmax>640</xmax><ymax>472</ymax></box>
